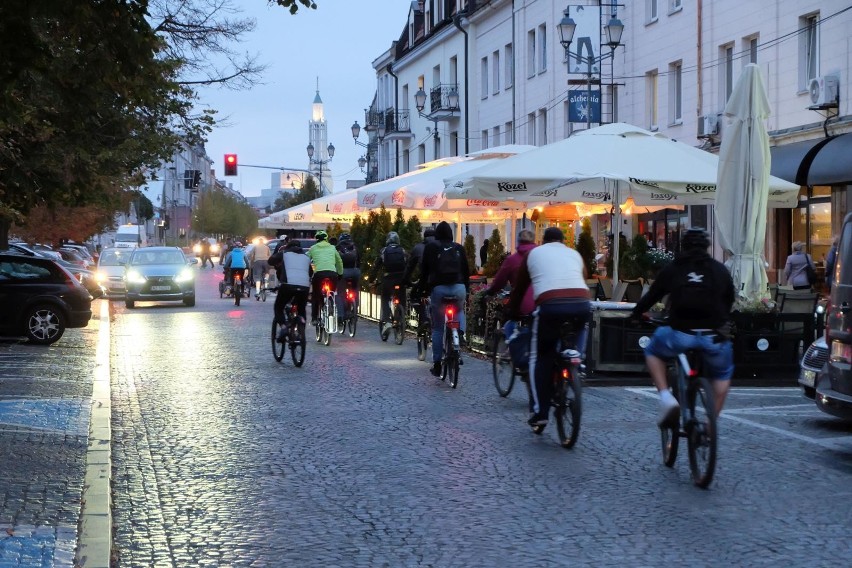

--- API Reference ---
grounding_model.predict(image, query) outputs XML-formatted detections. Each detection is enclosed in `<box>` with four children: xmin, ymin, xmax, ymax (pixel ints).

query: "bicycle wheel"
<box><xmin>448</xmin><ymin>353</ymin><xmax>460</xmax><ymax>389</ymax></box>
<box><xmin>290</xmin><ymin>322</ymin><xmax>306</xmax><ymax>367</ymax></box>
<box><xmin>321</xmin><ymin>303</ymin><xmax>331</xmax><ymax>346</ymax></box>
<box><xmin>686</xmin><ymin>377</ymin><xmax>718</xmax><ymax>488</ymax></box>
<box><xmin>416</xmin><ymin>331</ymin><xmax>428</xmax><ymax>361</ymax></box>
<box><xmin>234</xmin><ymin>283</ymin><xmax>241</xmax><ymax>306</ymax></box>
<box><xmin>271</xmin><ymin>319</ymin><xmax>285</xmax><ymax>362</ymax></box>
<box><xmin>314</xmin><ymin>318</ymin><xmax>323</xmax><ymax>343</ymax></box>
<box><xmin>260</xmin><ymin>287</ymin><xmax>267</xmax><ymax>302</ymax></box>
<box><xmin>661</xmin><ymin>367</ymin><xmax>681</xmax><ymax>467</ymax></box>
<box><xmin>347</xmin><ymin>308</ymin><xmax>357</xmax><ymax>337</ymax></box>
<box><xmin>554</xmin><ymin>365</ymin><xmax>582</xmax><ymax>448</ymax></box>
<box><xmin>491</xmin><ymin>331</ymin><xmax>515</xmax><ymax>397</ymax></box>
<box><xmin>393</xmin><ymin>305</ymin><xmax>405</xmax><ymax>345</ymax></box>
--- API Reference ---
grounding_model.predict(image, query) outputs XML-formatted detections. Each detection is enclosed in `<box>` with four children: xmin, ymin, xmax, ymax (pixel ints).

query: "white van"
<box><xmin>114</xmin><ymin>224</ymin><xmax>148</xmax><ymax>249</ymax></box>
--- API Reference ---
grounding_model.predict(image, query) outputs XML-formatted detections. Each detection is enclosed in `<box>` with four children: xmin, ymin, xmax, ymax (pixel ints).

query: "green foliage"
<box><xmin>400</xmin><ymin>214</ymin><xmax>422</xmax><ymax>251</ymax></box>
<box><xmin>605</xmin><ymin>233</ymin><xmax>629</xmax><ymax>279</ymax></box>
<box><xmin>328</xmin><ymin>222</ymin><xmax>344</xmax><ymax>240</ymax></box>
<box><xmin>131</xmin><ymin>191</ymin><xmax>155</xmax><ymax>222</ymax></box>
<box><xmin>576</xmin><ymin>218</ymin><xmax>597</xmax><ymax>275</ymax></box>
<box><xmin>192</xmin><ymin>187</ymin><xmax>257</xmax><ymax>237</ymax></box>
<box><xmin>273</xmin><ymin>0</ymin><xmax>318</xmax><ymax>14</ymax></box>
<box><xmin>483</xmin><ymin>229</ymin><xmax>505</xmax><ymax>278</ymax></box>
<box><xmin>463</xmin><ymin>234</ymin><xmax>477</xmax><ymax>275</ymax></box>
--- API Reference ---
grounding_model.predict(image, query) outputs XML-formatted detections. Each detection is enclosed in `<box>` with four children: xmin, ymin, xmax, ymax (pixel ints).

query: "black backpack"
<box><xmin>669</xmin><ymin>257</ymin><xmax>717</xmax><ymax>322</ymax></box>
<box><xmin>436</xmin><ymin>243</ymin><xmax>462</xmax><ymax>278</ymax></box>
<box><xmin>338</xmin><ymin>242</ymin><xmax>357</xmax><ymax>269</ymax></box>
<box><xmin>383</xmin><ymin>244</ymin><xmax>406</xmax><ymax>273</ymax></box>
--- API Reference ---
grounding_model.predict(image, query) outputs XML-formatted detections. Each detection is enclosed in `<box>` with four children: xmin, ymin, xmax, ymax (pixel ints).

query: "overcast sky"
<box><xmin>200</xmin><ymin>1</ymin><xmax>412</xmax><ymax>197</ymax></box>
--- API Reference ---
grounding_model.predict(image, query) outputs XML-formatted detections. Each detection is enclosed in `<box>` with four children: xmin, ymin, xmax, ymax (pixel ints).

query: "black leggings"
<box><xmin>311</xmin><ymin>271</ymin><xmax>339</xmax><ymax>321</ymax></box>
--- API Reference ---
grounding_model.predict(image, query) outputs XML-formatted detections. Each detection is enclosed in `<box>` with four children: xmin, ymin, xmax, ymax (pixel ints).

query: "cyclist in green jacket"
<box><xmin>306</xmin><ymin>230</ymin><xmax>344</xmax><ymax>325</ymax></box>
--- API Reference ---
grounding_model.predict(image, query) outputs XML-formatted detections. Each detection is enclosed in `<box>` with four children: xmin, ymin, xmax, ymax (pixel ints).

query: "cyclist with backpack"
<box><xmin>403</xmin><ymin>227</ymin><xmax>437</xmax><ymax>328</ymax></box>
<box><xmin>306</xmin><ymin>230</ymin><xmax>344</xmax><ymax>326</ymax></box>
<box><xmin>630</xmin><ymin>228</ymin><xmax>735</xmax><ymax>426</ymax></box>
<box><xmin>335</xmin><ymin>233</ymin><xmax>361</xmax><ymax>325</ymax></box>
<box><xmin>374</xmin><ymin>231</ymin><xmax>408</xmax><ymax>339</ymax></box>
<box><xmin>268</xmin><ymin>240</ymin><xmax>311</xmax><ymax>340</ymax></box>
<box><xmin>420</xmin><ymin>221</ymin><xmax>470</xmax><ymax>377</ymax></box>
<box><xmin>223</xmin><ymin>241</ymin><xmax>248</xmax><ymax>292</ymax></box>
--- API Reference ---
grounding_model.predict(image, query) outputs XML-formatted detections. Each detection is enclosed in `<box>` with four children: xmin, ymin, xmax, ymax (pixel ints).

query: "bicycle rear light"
<box><xmin>322</xmin><ymin>281</ymin><xmax>331</xmax><ymax>293</ymax></box>
<box><xmin>688</xmin><ymin>369</ymin><xmax>699</xmax><ymax>377</ymax></box>
<box><xmin>346</xmin><ymin>290</ymin><xmax>354</xmax><ymax>301</ymax></box>
<box><xmin>446</xmin><ymin>306</ymin><xmax>454</xmax><ymax>319</ymax></box>
<box><xmin>562</xmin><ymin>368</ymin><xmax>570</xmax><ymax>379</ymax></box>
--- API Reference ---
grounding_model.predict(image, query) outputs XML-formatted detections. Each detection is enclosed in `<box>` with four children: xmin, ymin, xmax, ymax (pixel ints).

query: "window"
<box><xmin>492</xmin><ymin>51</ymin><xmax>501</xmax><ymax>94</ymax></box>
<box><xmin>538</xmin><ymin>109</ymin><xmax>547</xmax><ymax>146</ymax></box>
<box><xmin>402</xmin><ymin>149</ymin><xmax>410</xmax><ymax>174</ymax></box>
<box><xmin>481</xmin><ymin>130</ymin><xmax>489</xmax><ymax>150</ymax></box>
<box><xmin>492</xmin><ymin>126</ymin><xmax>500</xmax><ymax>147</ymax></box>
<box><xmin>504</xmin><ymin>121</ymin><xmax>513</xmax><ymax>145</ymax></box>
<box><xmin>748</xmin><ymin>36</ymin><xmax>758</xmax><ymax>64</ymax></box>
<box><xmin>646</xmin><ymin>0</ymin><xmax>658</xmax><ymax>23</ymax></box>
<box><xmin>669</xmin><ymin>61</ymin><xmax>682</xmax><ymax>124</ymax></box>
<box><xmin>527</xmin><ymin>112</ymin><xmax>536</xmax><ymax>145</ymax></box>
<box><xmin>538</xmin><ymin>24</ymin><xmax>547</xmax><ymax>73</ymax></box>
<box><xmin>646</xmin><ymin>70</ymin><xmax>658</xmax><ymax>130</ymax></box>
<box><xmin>480</xmin><ymin>57</ymin><xmax>489</xmax><ymax>99</ymax></box>
<box><xmin>505</xmin><ymin>44</ymin><xmax>514</xmax><ymax>88</ymax></box>
<box><xmin>527</xmin><ymin>29</ymin><xmax>536</xmax><ymax>78</ymax></box>
<box><xmin>669</xmin><ymin>0</ymin><xmax>682</xmax><ymax>13</ymax></box>
<box><xmin>450</xmin><ymin>131</ymin><xmax>459</xmax><ymax>157</ymax></box>
<box><xmin>418</xmin><ymin>144</ymin><xmax>426</xmax><ymax>166</ymax></box>
<box><xmin>799</xmin><ymin>13</ymin><xmax>819</xmax><ymax>89</ymax></box>
<box><xmin>721</xmin><ymin>44</ymin><xmax>734</xmax><ymax>105</ymax></box>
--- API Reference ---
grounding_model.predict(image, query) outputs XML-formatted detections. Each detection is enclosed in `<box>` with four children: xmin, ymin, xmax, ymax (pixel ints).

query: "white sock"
<box><xmin>659</xmin><ymin>389</ymin><xmax>677</xmax><ymax>405</ymax></box>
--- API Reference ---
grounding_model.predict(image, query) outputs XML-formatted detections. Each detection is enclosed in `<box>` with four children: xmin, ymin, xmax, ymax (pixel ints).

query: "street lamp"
<box><xmin>306</xmin><ymin>142</ymin><xmax>334</xmax><ymax>195</ymax></box>
<box><xmin>558</xmin><ymin>5</ymin><xmax>624</xmax><ymax>128</ymax></box>
<box><xmin>352</xmin><ymin>121</ymin><xmax>383</xmax><ymax>183</ymax></box>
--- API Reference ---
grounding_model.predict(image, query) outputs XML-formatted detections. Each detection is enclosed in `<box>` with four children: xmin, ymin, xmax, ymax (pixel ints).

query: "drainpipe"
<box><xmin>387</xmin><ymin>63</ymin><xmax>399</xmax><ymax>177</ymax></box>
<box><xmin>453</xmin><ymin>13</ymin><xmax>470</xmax><ymax>154</ymax></box>
<box><xmin>696</xmin><ymin>0</ymin><xmax>703</xmax><ymax>119</ymax></box>
<box><xmin>511</xmin><ymin>0</ymin><xmax>516</xmax><ymax>143</ymax></box>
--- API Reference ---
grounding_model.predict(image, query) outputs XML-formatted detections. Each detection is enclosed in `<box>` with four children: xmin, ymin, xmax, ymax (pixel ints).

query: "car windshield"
<box><xmin>99</xmin><ymin>250</ymin><xmax>129</xmax><ymax>266</ymax></box>
<box><xmin>115</xmin><ymin>234</ymin><xmax>139</xmax><ymax>243</ymax></box>
<box><xmin>131</xmin><ymin>251</ymin><xmax>185</xmax><ymax>265</ymax></box>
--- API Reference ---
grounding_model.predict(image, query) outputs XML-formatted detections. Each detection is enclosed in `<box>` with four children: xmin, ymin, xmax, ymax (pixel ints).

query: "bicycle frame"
<box><xmin>321</xmin><ymin>279</ymin><xmax>338</xmax><ymax>334</ymax></box>
<box><xmin>444</xmin><ymin>301</ymin><xmax>461</xmax><ymax>349</ymax></box>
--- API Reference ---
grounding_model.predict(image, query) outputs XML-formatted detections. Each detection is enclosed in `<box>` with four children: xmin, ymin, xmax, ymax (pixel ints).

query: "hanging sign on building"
<box><xmin>568</xmin><ymin>89</ymin><xmax>601</xmax><ymax>123</ymax></box>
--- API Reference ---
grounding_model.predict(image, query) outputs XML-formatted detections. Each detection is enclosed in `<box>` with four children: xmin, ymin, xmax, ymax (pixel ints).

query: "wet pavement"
<box><xmin>1</xmin><ymin>264</ymin><xmax>852</xmax><ymax>567</ymax></box>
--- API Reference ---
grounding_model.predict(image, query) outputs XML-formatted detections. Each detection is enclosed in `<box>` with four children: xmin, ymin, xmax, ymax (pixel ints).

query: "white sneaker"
<box><xmin>657</xmin><ymin>391</ymin><xmax>680</xmax><ymax>427</ymax></box>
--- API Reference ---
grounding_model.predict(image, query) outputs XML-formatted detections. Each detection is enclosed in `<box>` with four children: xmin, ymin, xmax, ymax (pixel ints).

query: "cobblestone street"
<box><xmin>107</xmin><ymin>269</ymin><xmax>852</xmax><ymax>567</ymax></box>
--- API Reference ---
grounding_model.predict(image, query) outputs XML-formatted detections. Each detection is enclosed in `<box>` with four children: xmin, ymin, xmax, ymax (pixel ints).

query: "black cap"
<box><xmin>543</xmin><ymin>227</ymin><xmax>564</xmax><ymax>243</ymax></box>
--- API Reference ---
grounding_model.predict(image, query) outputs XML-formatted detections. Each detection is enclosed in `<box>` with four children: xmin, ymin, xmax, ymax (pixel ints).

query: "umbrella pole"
<box><xmin>612</xmin><ymin>181</ymin><xmax>620</xmax><ymax>285</ymax></box>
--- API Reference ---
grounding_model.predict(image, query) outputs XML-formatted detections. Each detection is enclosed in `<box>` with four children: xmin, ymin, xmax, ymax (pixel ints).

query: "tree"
<box><xmin>576</xmin><ymin>217</ymin><xmax>597</xmax><ymax>275</ymax></box>
<box><xmin>272</xmin><ymin>191</ymin><xmax>295</xmax><ymax>212</ymax></box>
<box><xmin>283</xmin><ymin>176</ymin><xmax>322</xmax><ymax>208</ymax></box>
<box><xmin>130</xmin><ymin>191</ymin><xmax>155</xmax><ymax>222</ymax></box>
<box><xmin>483</xmin><ymin>229</ymin><xmax>505</xmax><ymax>277</ymax></box>
<box><xmin>463</xmin><ymin>234</ymin><xmax>478</xmax><ymax>275</ymax></box>
<box><xmin>192</xmin><ymin>186</ymin><xmax>257</xmax><ymax>236</ymax></box>
<box><xmin>272</xmin><ymin>0</ymin><xmax>318</xmax><ymax>14</ymax></box>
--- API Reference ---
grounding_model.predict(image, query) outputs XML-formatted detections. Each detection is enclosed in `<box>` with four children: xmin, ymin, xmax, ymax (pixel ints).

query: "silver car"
<box><xmin>96</xmin><ymin>248</ymin><xmax>132</xmax><ymax>298</ymax></box>
<box><xmin>124</xmin><ymin>247</ymin><xmax>198</xmax><ymax>308</ymax></box>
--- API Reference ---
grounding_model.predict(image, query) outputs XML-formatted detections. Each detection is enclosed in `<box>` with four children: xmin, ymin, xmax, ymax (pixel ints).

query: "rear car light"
<box><xmin>830</xmin><ymin>340</ymin><xmax>851</xmax><ymax>365</ymax></box>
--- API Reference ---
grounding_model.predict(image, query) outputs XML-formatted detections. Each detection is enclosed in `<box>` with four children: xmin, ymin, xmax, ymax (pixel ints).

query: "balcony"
<box><xmin>362</xmin><ymin>109</ymin><xmax>384</xmax><ymax>133</ymax></box>
<box><xmin>427</xmin><ymin>83</ymin><xmax>460</xmax><ymax>121</ymax></box>
<box><xmin>382</xmin><ymin>109</ymin><xmax>413</xmax><ymax>141</ymax></box>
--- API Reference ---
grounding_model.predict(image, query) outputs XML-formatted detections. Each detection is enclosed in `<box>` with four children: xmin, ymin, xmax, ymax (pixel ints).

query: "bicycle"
<box><xmin>492</xmin><ymin>318</ymin><xmax>530</xmax><ymax>398</ymax></box>
<box><xmin>338</xmin><ymin>277</ymin><xmax>358</xmax><ymax>337</ymax></box>
<box><xmin>255</xmin><ymin>271</ymin><xmax>270</xmax><ymax>302</ymax></box>
<box><xmin>437</xmin><ymin>295</ymin><xmax>462</xmax><ymax>388</ymax></box>
<box><xmin>271</xmin><ymin>300</ymin><xmax>306</xmax><ymax>367</ymax></box>
<box><xmin>407</xmin><ymin>290</ymin><xmax>430</xmax><ymax>361</ymax></box>
<box><xmin>314</xmin><ymin>278</ymin><xmax>338</xmax><ymax>346</ymax></box>
<box><xmin>233</xmin><ymin>270</ymin><xmax>244</xmax><ymax>306</ymax></box>
<box><xmin>528</xmin><ymin>318</ymin><xmax>585</xmax><ymax>449</ymax></box>
<box><xmin>379</xmin><ymin>284</ymin><xmax>405</xmax><ymax>345</ymax></box>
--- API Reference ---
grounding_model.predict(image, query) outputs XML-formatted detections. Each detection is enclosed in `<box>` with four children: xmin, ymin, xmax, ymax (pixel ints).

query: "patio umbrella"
<box><xmin>714</xmin><ymin>63</ymin><xmax>773</xmax><ymax>299</ymax></box>
<box><xmin>443</xmin><ymin>123</ymin><xmax>799</xmax><ymax>208</ymax></box>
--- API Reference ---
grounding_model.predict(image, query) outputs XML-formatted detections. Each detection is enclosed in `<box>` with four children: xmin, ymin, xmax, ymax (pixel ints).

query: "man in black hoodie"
<box><xmin>403</xmin><ymin>227</ymin><xmax>437</xmax><ymax>333</ymax></box>
<box><xmin>420</xmin><ymin>221</ymin><xmax>470</xmax><ymax>376</ymax></box>
<box><xmin>631</xmin><ymin>228</ymin><xmax>735</xmax><ymax>426</ymax></box>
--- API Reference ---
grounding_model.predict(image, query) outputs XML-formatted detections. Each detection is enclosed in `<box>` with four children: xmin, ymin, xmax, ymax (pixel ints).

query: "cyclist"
<box><xmin>630</xmin><ymin>227</ymin><xmax>735</xmax><ymax>426</ymax></box>
<box><xmin>250</xmin><ymin>238</ymin><xmax>271</xmax><ymax>299</ymax></box>
<box><xmin>306</xmin><ymin>230</ymin><xmax>343</xmax><ymax>326</ymax></box>
<box><xmin>403</xmin><ymin>227</ymin><xmax>437</xmax><ymax>329</ymax></box>
<box><xmin>481</xmin><ymin>229</ymin><xmax>538</xmax><ymax>375</ymax></box>
<box><xmin>223</xmin><ymin>241</ymin><xmax>248</xmax><ymax>292</ymax></box>
<box><xmin>509</xmin><ymin>227</ymin><xmax>591</xmax><ymax>429</ymax></box>
<box><xmin>420</xmin><ymin>221</ymin><xmax>470</xmax><ymax>377</ymax></box>
<box><xmin>335</xmin><ymin>233</ymin><xmax>361</xmax><ymax>325</ymax></box>
<box><xmin>268</xmin><ymin>240</ymin><xmax>311</xmax><ymax>341</ymax></box>
<box><xmin>373</xmin><ymin>231</ymin><xmax>408</xmax><ymax>339</ymax></box>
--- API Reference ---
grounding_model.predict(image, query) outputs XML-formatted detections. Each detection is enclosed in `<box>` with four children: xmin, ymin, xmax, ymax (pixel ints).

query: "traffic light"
<box><xmin>224</xmin><ymin>154</ymin><xmax>238</xmax><ymax>176</ymax></box>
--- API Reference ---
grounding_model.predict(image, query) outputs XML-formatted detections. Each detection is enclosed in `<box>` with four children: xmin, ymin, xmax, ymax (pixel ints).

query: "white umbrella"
<box><xmin>443</xmin><ymin>123</ymin><xmax>799</xmax><ymax>208</ymax></box>
<box><xmin>714</xmin><ymin>63</ymin><xmax>773</xmax><ymax>300</ymax></box>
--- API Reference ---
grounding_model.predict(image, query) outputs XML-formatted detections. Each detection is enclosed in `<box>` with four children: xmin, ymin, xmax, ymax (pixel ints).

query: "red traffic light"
<box><xmin>224</xmin><ymin>154</ymin><xmax>238</xmax><ymax>176</ymax></box>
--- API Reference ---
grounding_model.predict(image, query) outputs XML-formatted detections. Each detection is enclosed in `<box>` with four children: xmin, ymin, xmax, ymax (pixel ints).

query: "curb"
<box><xmin>76</xmin><ymin>300</ymin><xmax>112</xmax><ymax>568</ymax></box>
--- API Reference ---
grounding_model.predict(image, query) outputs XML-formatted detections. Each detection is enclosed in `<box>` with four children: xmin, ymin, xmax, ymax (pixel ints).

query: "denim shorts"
<box><xmin>644</xmin><ymin>326</ymin><xmax>733</xmax><ymax>380</ymax></box>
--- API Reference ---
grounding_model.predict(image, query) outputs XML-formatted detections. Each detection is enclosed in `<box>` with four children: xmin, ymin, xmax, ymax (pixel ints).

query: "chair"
<box><xmin>778</xmin><ymin>290</ymin><xmax>818</xmax><ymax>314</ymax></box>
<box><xmin>611</xmin><ymin>281</ymin><xmax>628</xmax><ymax>302</ymax></box>
<box><xmin>598</xmin><ymin>278</ymin><xmax>613</xmax><ymax>300</ymax></box>
<box><xmin>586</xmin><ymin>278</ymin><xmax>605</xmax><ymax>300</ymax></box>
<box><xmin>623</xmin><ymin>280</ymin><xmax>644</xmax><ymax>303</ymax></box>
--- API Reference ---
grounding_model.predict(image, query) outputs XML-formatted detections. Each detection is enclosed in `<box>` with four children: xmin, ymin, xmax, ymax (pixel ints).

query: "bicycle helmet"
<box><xmin>315</xmin><ymin>230</ymin><xmax>328</xmax><ymax>241</ymax></box>
<box><xmin>233</xmin><ymin>241</ymin><xmax>244</xmax><ymax>248</ymax></box>
<box><xmin>681</xmin><ymin>227</ymin><xmax>710</xmax><ymax>251</ymax></box>
<box><xmin>423</xmin><ymin>228</ymin><xmax>436</xmax><ymax>239</ymax></box>
<box><xmin>386</xmin><ymin>231</ymin><xmax>400</xmax><ymax>245</ymax></box>
<box><xmin>338</xmin><ymin>233</ymin><xmax>351</xmax><ymax>242</ymax></box>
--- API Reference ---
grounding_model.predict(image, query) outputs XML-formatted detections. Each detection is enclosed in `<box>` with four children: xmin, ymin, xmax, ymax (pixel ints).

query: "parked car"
<box><xmin>6</xmin><ymin>242</ymin><xmax>61</xmax><ymax>261</ymax></box>
<box><xmin>54</xmin><ymin>259</ymin><xmax>105</xmax><ymax>299</ymax></box>
<box><xmin>95</xmin><ymin>247</ymin><xmax>132</xmax><ymax>298</ymax></box>
<box><xmin>0</xmin><ymin>252</ymin><xmax>93</xmax><ymax>344</ymax></box>
<box><xmin>124</xmin><ymin>246</ymin><xmax>198</xmax><ymax>308</ymax></box>
<box><xmin>816</xmin><ymin>211</ymin><xmax>852</xmax><ymax>420</ymax></box>
<box><xmin>56</xmin><ymin>247</ymin><xmax>89</xmax><ymax>270</ymax></box>
<box><xmin>798</xmin><ymin>335</ymin><xmax>828</xmax><ymax>399</ymax></box>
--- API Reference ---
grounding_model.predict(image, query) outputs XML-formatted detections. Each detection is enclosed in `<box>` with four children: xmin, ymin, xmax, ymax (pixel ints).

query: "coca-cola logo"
<box><xmin>362</xmin><ymin>193</ymin><xmax>377</xmax><ymax>205</ymax></box>
<box><xmin>466</xmin><ymin>199</ymin><xmax>499</xmax><ymax>207</ymax></box>
<box><xmin>581</xmin><ymin>191</ymin><xmax>611</xmax><ymax>201</ymax></box>
<box><xmin>391</xmin><ymin>189</ymin><xmax>406</xmax><ymax>205</ymax></box>
<box><xmin>332</xmin><ymin>204</ymin><xmax>343</xmax><ymax>213</ymax></box>
<box><xmin>422</xmin><ymin>195</ymin><xmax>439</xmax><ymax>207</ymax></box>
<box><xmin>293</xmin><ymin>213</ymin><xmax>304</xmax><ymax>220</ymax></box>
<box><xmin>497</xmin><ymin>181</ymin><xmax>527</xmax><ymax>192</ymax></box>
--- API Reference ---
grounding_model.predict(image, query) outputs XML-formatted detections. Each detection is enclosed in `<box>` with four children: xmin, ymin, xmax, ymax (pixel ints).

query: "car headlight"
<box><xmin>193</xmin><ymin>244</ymin><xmax>201</xmax><ymax>254</ymax></box>
<box><xmin>126</xmin><ymin>270</ymin><xmax>146</xmax><ymax>284</ymax></box>
<box><xmin>211</xmin><ymin>244</ymin><xmax>220</xmax><ymax>253</ymax></box>
<box><xmin>95</xmin><ymin>271</ymin><xmax>108</xmax><ymax>283</ymax></box>
<box><xmin>175</xmin><ymin>269</ymin><xmax>194</xmax><ymax>283</ymax></box>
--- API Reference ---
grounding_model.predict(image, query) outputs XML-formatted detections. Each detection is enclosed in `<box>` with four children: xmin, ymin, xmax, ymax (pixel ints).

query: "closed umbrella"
<box><xmin>714</xmin><ymin>63</ymin><xmax>773</xmax><ymax>299</ymax></box>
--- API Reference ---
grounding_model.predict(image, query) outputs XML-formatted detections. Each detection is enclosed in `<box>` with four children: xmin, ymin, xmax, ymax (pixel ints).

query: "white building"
<box><xmin>308</xmin><ymin>88</ymin><xmax>335</xmax><ymax>194</ymax></box>
<box><xmin>367</xmin><ymin>0</ymin><xmax>851</xmax><ymax>282</ymax></box>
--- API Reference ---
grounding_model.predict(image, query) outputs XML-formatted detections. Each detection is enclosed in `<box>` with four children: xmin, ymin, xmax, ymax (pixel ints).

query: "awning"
<box><xmin>807</xmin><ymin>133</ymin><xmax>852</xmax><ymax>185</ymax></box>
<box><xmin>769</xmin><ymin>137</ymin><xmax>830</xmax><ymax>185</ymax></box>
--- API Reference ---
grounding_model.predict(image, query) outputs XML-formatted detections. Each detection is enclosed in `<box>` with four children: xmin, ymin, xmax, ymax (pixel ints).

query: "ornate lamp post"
<box><xmin>306</xmin><ymin>142</ymin><xmax>334</xmax><ymax>195</ymax></box>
